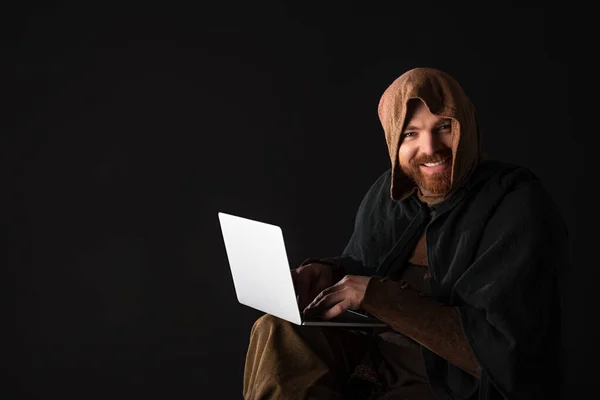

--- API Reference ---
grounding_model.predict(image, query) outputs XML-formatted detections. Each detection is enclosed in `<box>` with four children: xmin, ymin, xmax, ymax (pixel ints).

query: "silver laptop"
<box><xmin>218</xmin><ymin>212</ymin><xmax>387</xmax><ymax>327</ymax></box>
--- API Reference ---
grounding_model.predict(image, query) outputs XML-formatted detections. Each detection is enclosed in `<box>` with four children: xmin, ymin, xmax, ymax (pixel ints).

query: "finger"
<box><xmin>321</xmin><ymin>299</ymin><xmax>352</xmax><ymax>321</ymax></box>
<box><xmin>305</xmin><ymin>288</ymin><xmax>346</xmax><ymax>315</ymax></box>
<box><xmin>307</xmin><ymin>284</ymin><xmax>329</xmax><ymax>307</ymax></box>
<box><xmin>306</xmin><ymin>283</ymin><xmax>342</xmax><ymax>311</ymax></box>
<box><xmin>307</xmin><ymin>272</ymin><xmax>331</xmax><ymax>302</ymax></box>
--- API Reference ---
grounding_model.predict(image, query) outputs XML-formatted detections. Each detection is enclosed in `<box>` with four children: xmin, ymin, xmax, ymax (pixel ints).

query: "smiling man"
<box><xmin>243</xmin><ymin>68</ymin><xmax>568</xmax><ymax>400</ymax></box>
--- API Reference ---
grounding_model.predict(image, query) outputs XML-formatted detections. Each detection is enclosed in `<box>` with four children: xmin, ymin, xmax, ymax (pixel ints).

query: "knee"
<box><xmin>251</xmin><ymin>314</ymin><xmax>288</xmax><ymax>336</ymax></box>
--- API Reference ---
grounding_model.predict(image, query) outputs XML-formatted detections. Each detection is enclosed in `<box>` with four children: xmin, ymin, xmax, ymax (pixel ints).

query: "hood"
<box><xmin>377</xmin><ymin>67</ymin><xmax>484</xmax><ymax>201</ymax></box>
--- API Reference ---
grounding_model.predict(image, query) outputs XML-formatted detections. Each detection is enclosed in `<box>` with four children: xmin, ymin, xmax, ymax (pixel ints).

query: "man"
<box><xmin>243</xmin><ymin>68</ymin><xmax>568</xmax><ymax>399</ymax></box>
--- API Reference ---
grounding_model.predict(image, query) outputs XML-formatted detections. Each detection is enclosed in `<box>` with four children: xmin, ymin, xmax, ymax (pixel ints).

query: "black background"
<box><xmin>2</xmin><ymin>4</ymin><xmax>590</xmax><ymax>399</ymax></box>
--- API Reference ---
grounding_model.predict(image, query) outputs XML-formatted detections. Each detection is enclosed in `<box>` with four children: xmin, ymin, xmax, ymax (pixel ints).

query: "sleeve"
<box><xmin>362</xmin><ymin>277</ymin><xmax>482</xmax><ymax>379</ymax></box>
<box><xmin>453</xmin><ymin>176</ymin><xmax>569</xmax><ymax>398</ymax></box>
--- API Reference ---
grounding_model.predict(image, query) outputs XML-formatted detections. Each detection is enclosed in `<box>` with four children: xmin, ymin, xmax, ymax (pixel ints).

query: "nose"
<box><xmin>420</xmin><ymin>132</ymin><xmax>445</xmax><ymax>155</ymax></box>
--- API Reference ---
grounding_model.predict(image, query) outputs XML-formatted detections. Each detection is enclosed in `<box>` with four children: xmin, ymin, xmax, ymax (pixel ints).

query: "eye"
<box><xmin>402</xmin><ymin>132</ymin><xmax>416</xmax><ymax>138</ymax></box>
<box><xmin>437</xmin><ymin>124</ymin><xmax>451</xmax><ymax>131</ymax></box>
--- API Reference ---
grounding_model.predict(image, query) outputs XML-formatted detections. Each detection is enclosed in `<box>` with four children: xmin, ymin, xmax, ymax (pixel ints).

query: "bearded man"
<box><xmin>243</xmin><ymin>67</ymin><xmax>568</xmax><ymax>400</ymax></box>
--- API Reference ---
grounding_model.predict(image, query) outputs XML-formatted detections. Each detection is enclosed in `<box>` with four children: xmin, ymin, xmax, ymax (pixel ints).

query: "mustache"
<box><xmin>411</xmin><ymin>150</ymin><xmax>452</xmax><ymax>166</ymax></box>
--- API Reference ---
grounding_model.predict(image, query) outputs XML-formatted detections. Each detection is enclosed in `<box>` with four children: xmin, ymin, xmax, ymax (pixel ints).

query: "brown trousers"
<box><xmin>243</xmin><ymin>315</ymin><xmax>437</xmax><ymax>400</ymax></box>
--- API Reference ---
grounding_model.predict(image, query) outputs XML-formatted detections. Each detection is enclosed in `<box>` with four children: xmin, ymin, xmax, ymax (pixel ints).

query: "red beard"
<box><xmin>402</xmin><ymin>150</ymin><xmax>453</xmax><ymax>196</ymax></box>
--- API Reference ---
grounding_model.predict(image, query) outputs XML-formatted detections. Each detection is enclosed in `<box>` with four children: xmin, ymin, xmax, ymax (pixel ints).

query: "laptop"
<box><xmin>218</xmin><ymin>212</ymin><xmax>387</xmax><ymax>327</ymax></box>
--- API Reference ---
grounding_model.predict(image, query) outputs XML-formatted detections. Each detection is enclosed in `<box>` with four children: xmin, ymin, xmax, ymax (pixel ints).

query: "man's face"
<box><xmin>398</xmin><ymin>99</ymin><xmax>453</xmax><ymax>196</ymax></box>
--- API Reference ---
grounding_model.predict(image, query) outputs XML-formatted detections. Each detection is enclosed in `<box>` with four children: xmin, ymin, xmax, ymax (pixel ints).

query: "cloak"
<box><xmin>320</xmin><ymin>68</ymin><xmax>568</xmax><ymax>399</ymax></box>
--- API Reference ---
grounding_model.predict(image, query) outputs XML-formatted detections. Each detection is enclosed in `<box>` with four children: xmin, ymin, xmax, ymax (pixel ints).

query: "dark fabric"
<box><xmin>318</xmin><ymin>159</ymin><xmax>569</xmax><ymax>399</ymax></box>
<box><xmin>398</xmin><ymin>262</ymin><xmax>431</xmax><ymax>293</ymax></box>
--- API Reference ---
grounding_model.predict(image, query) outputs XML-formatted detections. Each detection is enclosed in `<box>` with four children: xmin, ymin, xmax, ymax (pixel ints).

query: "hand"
<box><xmin>303</xmin><ymin>275</ymin><xmax>371</xmax><ymax>321</ymax></box>
<box><xmin>291</xmin><ymin>262</ymin><xmax>334</xmax><ymax>310</ymax></box>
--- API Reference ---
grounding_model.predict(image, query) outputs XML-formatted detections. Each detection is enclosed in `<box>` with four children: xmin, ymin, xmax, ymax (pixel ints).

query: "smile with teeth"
<box><xmin>422</xmin><ymin>159</ymin><xmax>448</xmax><ymax>167</ymax></box>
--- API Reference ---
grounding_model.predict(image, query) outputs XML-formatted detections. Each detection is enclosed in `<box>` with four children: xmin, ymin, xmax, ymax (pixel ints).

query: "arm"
<box><xmin>362</xmin><ymin>277</ymin><xmax>481</xmax><ymax>379</ymax></box>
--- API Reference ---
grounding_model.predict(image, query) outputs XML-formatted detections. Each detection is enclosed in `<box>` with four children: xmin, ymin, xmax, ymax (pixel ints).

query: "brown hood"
<box><xmin>378</xmin><ymin>67</ymin><xmax>484</xmax><ymax>202</ymax></box>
